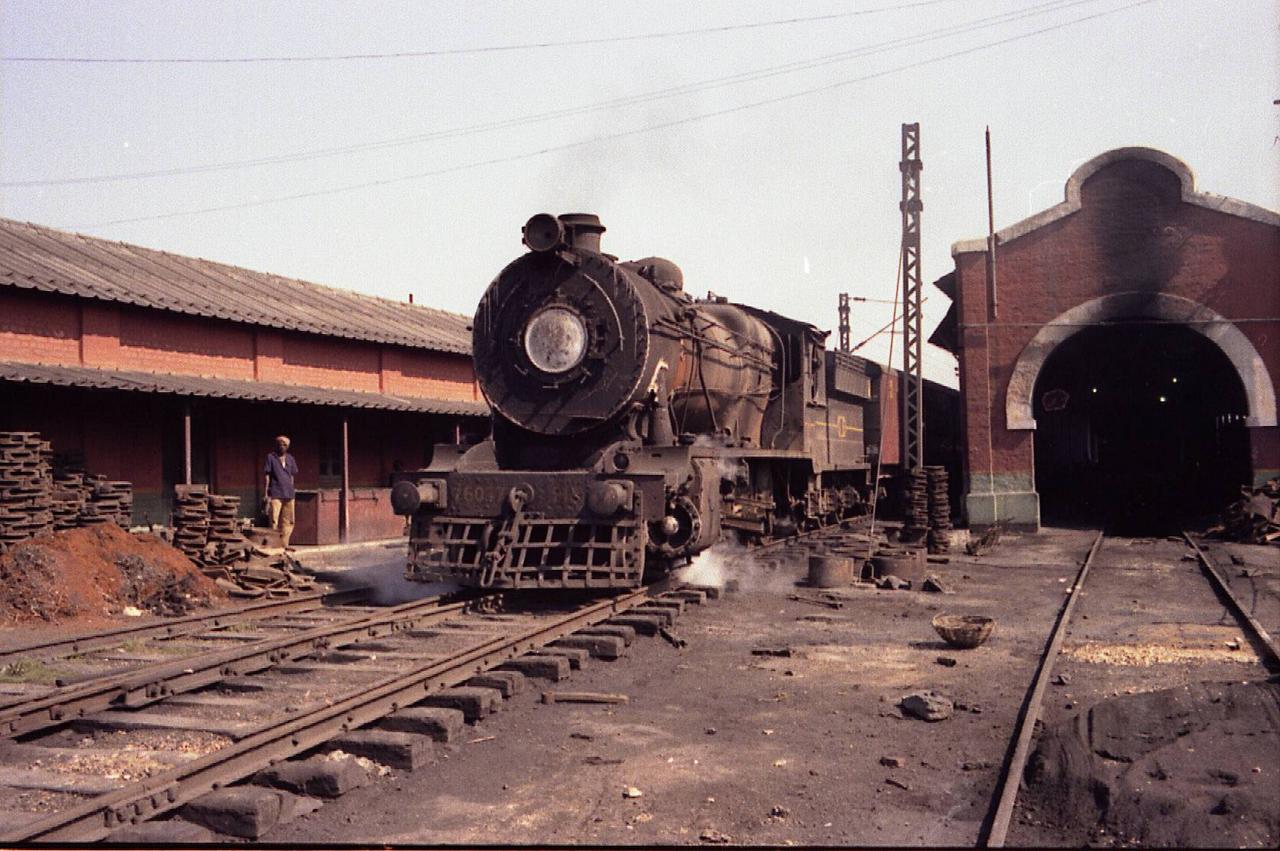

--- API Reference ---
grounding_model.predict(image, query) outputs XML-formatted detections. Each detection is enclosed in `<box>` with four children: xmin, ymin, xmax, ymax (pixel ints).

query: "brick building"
<box><xmin>0</xmin><ymin>218</ymin><xmax>488</xmax><ymax>543</ymax></box>
<box><xmin>931</xmin><ymin>147</ymin><xmax>1279</xmax><ymax>531</ymax></box>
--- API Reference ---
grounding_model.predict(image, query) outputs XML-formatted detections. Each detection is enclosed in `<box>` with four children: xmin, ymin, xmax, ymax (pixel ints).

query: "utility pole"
<box><xmin>899</xmin><ymin>123</ymin><xmax>924</xmax><ymax>473</ymax></box>
<box><xmin>838</xmin><ymin>293</ymin><xmax>851</xmax><ymax>352</ymax></box>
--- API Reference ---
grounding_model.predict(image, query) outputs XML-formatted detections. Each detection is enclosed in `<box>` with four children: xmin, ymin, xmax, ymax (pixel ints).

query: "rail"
<box><xmin>3</xmin><ymin>577</ymin><xmax>675</xmax><ymax>842</ymax></box>
<box><xmin>0</xmin><ymin>592</ymin><xmax>478</xmax><ymax>739</ymax></box>
<box><xmin>0</xmin><ymin>587</ymin><xmax>370</xmax><ymax>665</ymax></box>
<box><xmin>981</xmin><ymin>530</ymin><xmax>1104</xmax><ymax>848</ymax></box>
<box><xmin>1182</xmin><ymin>532</ymin><xmax>1280</xmax><ymax>669</ymax></box>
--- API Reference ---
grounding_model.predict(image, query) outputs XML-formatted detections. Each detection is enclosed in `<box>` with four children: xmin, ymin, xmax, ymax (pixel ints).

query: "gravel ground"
<box><xmin>270</xmin><ymin>528</ymin><xmax>1098</xmax><ymax>846</ymax></box>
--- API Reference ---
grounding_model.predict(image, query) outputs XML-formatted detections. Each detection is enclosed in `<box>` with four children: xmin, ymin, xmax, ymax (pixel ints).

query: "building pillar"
<box><xmin>340</xmin><ymin>415</ymin><xmax>350</xmax><ymax>543</ymax></box>
<box><xmin>182</xmin><ymin>402</ymin><xmax>193</xmax><ymax>485</ymax></box>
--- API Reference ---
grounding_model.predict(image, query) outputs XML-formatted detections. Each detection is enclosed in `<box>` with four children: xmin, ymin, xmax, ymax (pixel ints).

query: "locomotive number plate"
<box><xmin>450</xmin><ymin>473</ymin><xmax>590</xmax><ymax>516</ymax></box>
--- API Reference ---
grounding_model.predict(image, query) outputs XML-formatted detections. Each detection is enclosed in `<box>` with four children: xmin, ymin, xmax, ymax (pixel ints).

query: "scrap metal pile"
<box><xmin>925</xmin><ymin>466</ymin><xmax>952</xmax><ymax>554</ymax></box>
<box><xmin>0</xmin><ymin>432</ymin><xmax>132</xmax><ymax>552</ymax></box>
<box><xmin>1207</xmin><ymin>478</ymin><xmax>1280</xmax><ymax>545</ymax></box>
<box><xmin>0</xmin><ymin>433</ymin><xmax>52</xmax><ymax>552</ymax></box>
<box><xmin>171</xmin><ymin>484</ymin><xmax>315</xmax><ymax>597</ymax></box>
<box><xmin>900</xmin><ymin>469</ymin><xmax>929</xmax><ymax>544</ymax></box>
<box><xmin>900</xmin><ymin>467</ymin><xmax>953</xmax><ymax>554</ymax></box>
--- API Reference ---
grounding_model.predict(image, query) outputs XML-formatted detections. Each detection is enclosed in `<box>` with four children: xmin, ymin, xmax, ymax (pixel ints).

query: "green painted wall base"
<box><xmin>965</xmin><ymin>471</ymin><xmax>1041</xmax><ymax>531</ymax></box>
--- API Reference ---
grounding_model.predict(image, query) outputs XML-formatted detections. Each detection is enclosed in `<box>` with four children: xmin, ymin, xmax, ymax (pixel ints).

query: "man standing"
<box><xmin>263</xmin><ymin>435</ymin><xmax>299</xmax><ymax>550</ymax></box>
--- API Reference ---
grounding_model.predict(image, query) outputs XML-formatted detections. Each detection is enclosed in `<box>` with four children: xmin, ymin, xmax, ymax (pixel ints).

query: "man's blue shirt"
<box><xmin>265</xmin><ymin>452</ymin><xmax>299</xmax><ymax>500</ymax></box>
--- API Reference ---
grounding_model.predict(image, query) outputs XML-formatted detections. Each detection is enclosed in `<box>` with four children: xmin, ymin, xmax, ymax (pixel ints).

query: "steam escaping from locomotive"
<box><xmin>392</xmin><ymin>213</ymin><xmax>883</xmax><ymax>590</ymax></box>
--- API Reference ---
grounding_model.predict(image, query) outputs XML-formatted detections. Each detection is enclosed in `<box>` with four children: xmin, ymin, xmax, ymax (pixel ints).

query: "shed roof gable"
<box><xmin>0</xmin><ymin>217</ymin><xmax>473</xmax><ymax>355</ymax></box>
<box><xmin>952</xmin><ymin>147</ymin><xmax>1280</xmax><ymax>256</ymax></box>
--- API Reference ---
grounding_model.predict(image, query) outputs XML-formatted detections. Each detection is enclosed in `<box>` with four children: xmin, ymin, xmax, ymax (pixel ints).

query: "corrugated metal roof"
<box><xmin>0</xmin><ymin>217</ymin><xmax>473</xmax><ymax>354</ymax></box>
<box><xmin>0</xmin><ymin>361</ymin><xmax>489</xmax><ymax>417</ymax></box>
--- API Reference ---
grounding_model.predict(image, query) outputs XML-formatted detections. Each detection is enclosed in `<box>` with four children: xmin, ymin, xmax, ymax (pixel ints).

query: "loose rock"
<box><xmin>921</xmin><ymin>575</ymin><xmax>949</xmax><ymax>593</ymax></box>
<box><xmin>899</xmin><ymin>690</ymin><xmax>954</xmax><ymax>722</ymax></box>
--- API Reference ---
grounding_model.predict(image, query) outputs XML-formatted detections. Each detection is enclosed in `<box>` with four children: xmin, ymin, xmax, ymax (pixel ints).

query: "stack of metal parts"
<box><xmin>206</xmin><ymin>494</ymin><xmax>252</xmax><ymax>565</ymax></box>
<box><xmin>86</xmin><ymin>476</ymin><xmax>133</xmax><ymax>527</ymax></box>
<box><xmin>900</xmin><ymin>469</ymin><xmax>929</xmax><ymax>544</ymax></box>
<box><xmin>925</xmin><ymin>465</ymin><xmax>952</xmax><ymax>554</ymax></box>
<box><xmin>50</xmin><ymin>472</ymin><xmax>89</xmax><ymax>529</ymax></box>
<box><xmin>171</xmin><ymin>484</ymin><xmax>315</xmax><ymax>598</ymax></box>
<box><xmin>172</xmin><ymin>485</ymin><xmax>212</xmax><ymax>560</ymax></box>
<box><xmin>0</xmin><ymin>432</ymin><xmax>53</xmax><ymax>551</ymax></box>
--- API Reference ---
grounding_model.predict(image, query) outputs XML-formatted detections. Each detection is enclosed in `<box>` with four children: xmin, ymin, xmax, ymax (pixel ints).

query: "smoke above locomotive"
<box><xmin>393</xmin><ymin>213</ymin><xmax>878</xmax><ymax>589</ymax></box>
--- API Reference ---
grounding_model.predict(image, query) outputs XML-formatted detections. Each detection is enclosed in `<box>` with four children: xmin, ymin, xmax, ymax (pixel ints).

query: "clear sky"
<box><xmin>2</xmin><ymin>0</ymin><xmax>1276</xmax><ymax>386</ymax></box>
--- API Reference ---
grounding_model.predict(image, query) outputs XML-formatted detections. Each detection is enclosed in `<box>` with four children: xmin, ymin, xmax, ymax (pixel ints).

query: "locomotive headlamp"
<box><xmin>523</xmin><ymin>306</ymin><xmax>588</xmax><ymax>374</ymax></box>
<box><xmin>522</xmin><ymin>213</ymin><xmax>564</xmax><ymax>252</ymax></box>
<box><xmin>390</xmin><ymin>479</ymin><xmax>445</xmax><ymax>515</ymax></box>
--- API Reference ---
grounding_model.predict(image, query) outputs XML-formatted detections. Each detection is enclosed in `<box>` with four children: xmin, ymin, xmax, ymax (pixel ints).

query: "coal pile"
<box><xmin>1023</xmin><ymin>681</ymin><xmax>1280</xmax><ymax>846</ymax></box>
<box><xmin>925</xmin><ymin>465</ymin><xmax>952</xmax><ymax>554</ymax></box>
<box><xmin>171</xmin><ymin>484</ymin><xmax>314</xmax><ymax>598</ymax></box>
<box><xmin>0</xmin><ymin>433</ymin><xmax>53</xmax><ymax>552</ymax></box>
<box><xmin>1207</xmin><ymin>478</ymin><xmax>1279</xmax><ymax>545</ymax></box>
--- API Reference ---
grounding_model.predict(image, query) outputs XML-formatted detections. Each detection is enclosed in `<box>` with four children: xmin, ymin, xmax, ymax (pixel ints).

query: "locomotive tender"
<box><xmin>392</xmin><ymin>213</ymin><xmax>893</xmax><ymax>589</ymax></box>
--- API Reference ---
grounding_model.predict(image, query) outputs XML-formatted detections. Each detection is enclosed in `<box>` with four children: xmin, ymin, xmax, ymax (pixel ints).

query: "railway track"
<box><xmin>0</xmin><ymin>586</ymin><xmax>371</xmax><ymax>667</ymax></box>
<box><xmin>0</xmin><ymin>576</ymin><xmax>710</xmax><ymax>842</ymax></box>
<box><xmin>980</xmin><ymin>531</ymin><xmax>1279</xmax><ymax>847</ymax></box>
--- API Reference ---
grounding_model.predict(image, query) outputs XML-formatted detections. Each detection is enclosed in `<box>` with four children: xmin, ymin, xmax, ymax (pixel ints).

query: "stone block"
<box><xmin>377</xmin><ymin>706</ymin><xmax>465</xmax><ymax>742</ymax></box>
<box><xmin>324</xmin><ymin>729</ymin><xmax>431</xmax><ymax>771</ymax></box>
<box><xmin>551</xmin><ymin>634</ymin><xmax>625</xmax><ymax>660</ymax></box>
<box><xmin>419</xmin><ymin>686</ymin><xmax>501</xmax><ymax>722</ymax></box>
<box><xmin>606</xmin><ymin>614</ymin><xmax>663</xmax><ymax>636</ymax></box>
<box><xmin>465</xmin><ymin>670</ymin><xmax>525</xmax><ymax>697</ymax></box>
<box><xmin>253</xmin><ymin>754</ymin><xmax>369</xmax><ymax>798</ymax></box>
<box><xmin>181</xmin><ymin>787</ymin><xmax>281</xmax><ymax>839</ymax></box>
<box><xmin>497</xmin><ymin>655</ymin><xmax>571</xmax><ymax>681</ymax></box>
<box><xmin>578</xmin><ymin>624</ymin><xmax>636</xmax><ymax>646</ymax></box>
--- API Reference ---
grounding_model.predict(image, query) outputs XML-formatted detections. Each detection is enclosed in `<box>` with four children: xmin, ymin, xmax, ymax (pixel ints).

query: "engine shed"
<box><xmin>931</xmin><ymin>147</ymin><xmax>1280</xmax><ymax>532</ymax></box>
<box><xmin>0</xmin><ymin>217</ymin><xmax>489</xmax><ymax>543</ymax></box>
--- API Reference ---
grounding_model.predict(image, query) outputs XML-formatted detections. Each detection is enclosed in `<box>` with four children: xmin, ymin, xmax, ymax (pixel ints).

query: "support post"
<box><xmin>986</xmin><ymin>126</ymin><xmax>999</xmax><ymax>319</ymax></box>
<box><xmin>899</xmin><ymin>123</ymin><xmax>925</xmax><ymax>473</ymax></box>
<box><xmin>182</xmin><ymin>403</ymin><xmax>193</xmax><ymax>485</ymax></box>
<box><xmin>838</xmin><ymin>293</ymin><xmax>850</xmax><ymax>353</ymax></box>
<box><xmin>340</xmin><ymin>416</ymin><xmax>351</xmax><ymax>544</ymax></box>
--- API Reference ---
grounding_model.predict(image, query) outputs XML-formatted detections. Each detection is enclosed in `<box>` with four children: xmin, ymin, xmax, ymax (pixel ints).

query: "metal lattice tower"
<box><xmin>899</xmin><ymin>123</ymin><xmax>924</xmax><ymax>473</ymax></box>
<box><xmin>838</xmin><ymin>293</ymin><xmax>850</xmax><ymax>352</ymax></box>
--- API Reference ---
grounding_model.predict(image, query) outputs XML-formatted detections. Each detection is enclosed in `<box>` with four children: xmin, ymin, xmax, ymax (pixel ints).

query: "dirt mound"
<box><xmin>0</xmin><ymin>524</ymin><xmax>224</xmax><ymax>624</ymax></box>
<box><xmin>1023</xmin><ymin>679</ymin><xmax>1280</xmax><ymax>847</ymax></box>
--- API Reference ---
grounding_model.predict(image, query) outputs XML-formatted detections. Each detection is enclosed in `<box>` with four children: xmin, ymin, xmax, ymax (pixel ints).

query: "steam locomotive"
<box><xmin>392</xmin><ymin>213</ymin><xmax>901</xmax><ymax>589</ymax></box>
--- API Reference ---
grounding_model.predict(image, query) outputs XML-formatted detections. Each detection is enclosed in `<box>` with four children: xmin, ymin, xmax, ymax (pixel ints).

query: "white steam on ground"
<box><xmin>676</xmin><ymin>540</ymin><xmax>800</xmax><ymax>594</ymax></box>
<box><xmin>299</xmin><ymin>551</ymin><xmax>459</xmax><ymax>605</ymax></box>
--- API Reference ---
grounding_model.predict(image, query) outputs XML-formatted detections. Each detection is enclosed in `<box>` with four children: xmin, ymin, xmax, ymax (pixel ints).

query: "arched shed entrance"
<box><xmin>931</xmin><ymin>147</ymin><xmax>1280</xmax><ymax>530</ymax></box>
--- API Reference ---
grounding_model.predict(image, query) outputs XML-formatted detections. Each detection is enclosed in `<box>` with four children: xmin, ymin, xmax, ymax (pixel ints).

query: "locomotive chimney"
<box><xmin>558</xmin><ymin>213</ymin><xmax>606</xmax><ymax>254</ymax></box>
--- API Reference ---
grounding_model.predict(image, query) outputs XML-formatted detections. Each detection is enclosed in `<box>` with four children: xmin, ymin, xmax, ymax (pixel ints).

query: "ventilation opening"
<box><xmin>1033</xmin><ymin>322</ymin><xmax>1251</xmax><ymax>534</ymax></box>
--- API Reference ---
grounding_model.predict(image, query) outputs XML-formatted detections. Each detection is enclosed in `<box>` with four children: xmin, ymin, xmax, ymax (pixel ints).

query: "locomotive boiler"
<box><xmin>392</xmin><ymin>213</ymin><xmax>882</xmax><ymax>589</ymax></box>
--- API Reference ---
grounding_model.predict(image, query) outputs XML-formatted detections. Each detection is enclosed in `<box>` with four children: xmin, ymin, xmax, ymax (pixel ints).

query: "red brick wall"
<box><xmin>119</xmin><ymin>308</ymin><xmax>255</xmax><ymax>379</ymax></box>
<box><xmin>0</xmin><ymin>289</ymin><xmax>479</xmax><ymax>403</ymax></box>
<box><xmin>0</xmin><ymin>289</ymin><xmax>79</xmax><ymax>365</ymax></box>
<box><xmin>279</xmin><ymin>335</ymin><xmax>381</xmax><ymax>393</ymax></box>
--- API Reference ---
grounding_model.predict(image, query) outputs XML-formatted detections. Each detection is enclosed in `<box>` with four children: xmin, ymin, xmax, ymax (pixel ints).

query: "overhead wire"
<box><xmin>3</xmin><ymin>0</ymin><xmax>963</xmax><ymax>64</ymax></box>
<box><xmin>69</xmin><ymin>0</ymin><xmax>1155</xmax><ymax>230</ymax></box>
<box><xmin>4</xmin><ymin>0</ymin><xmax>1105</xmax><ymax>189</ymax></box>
